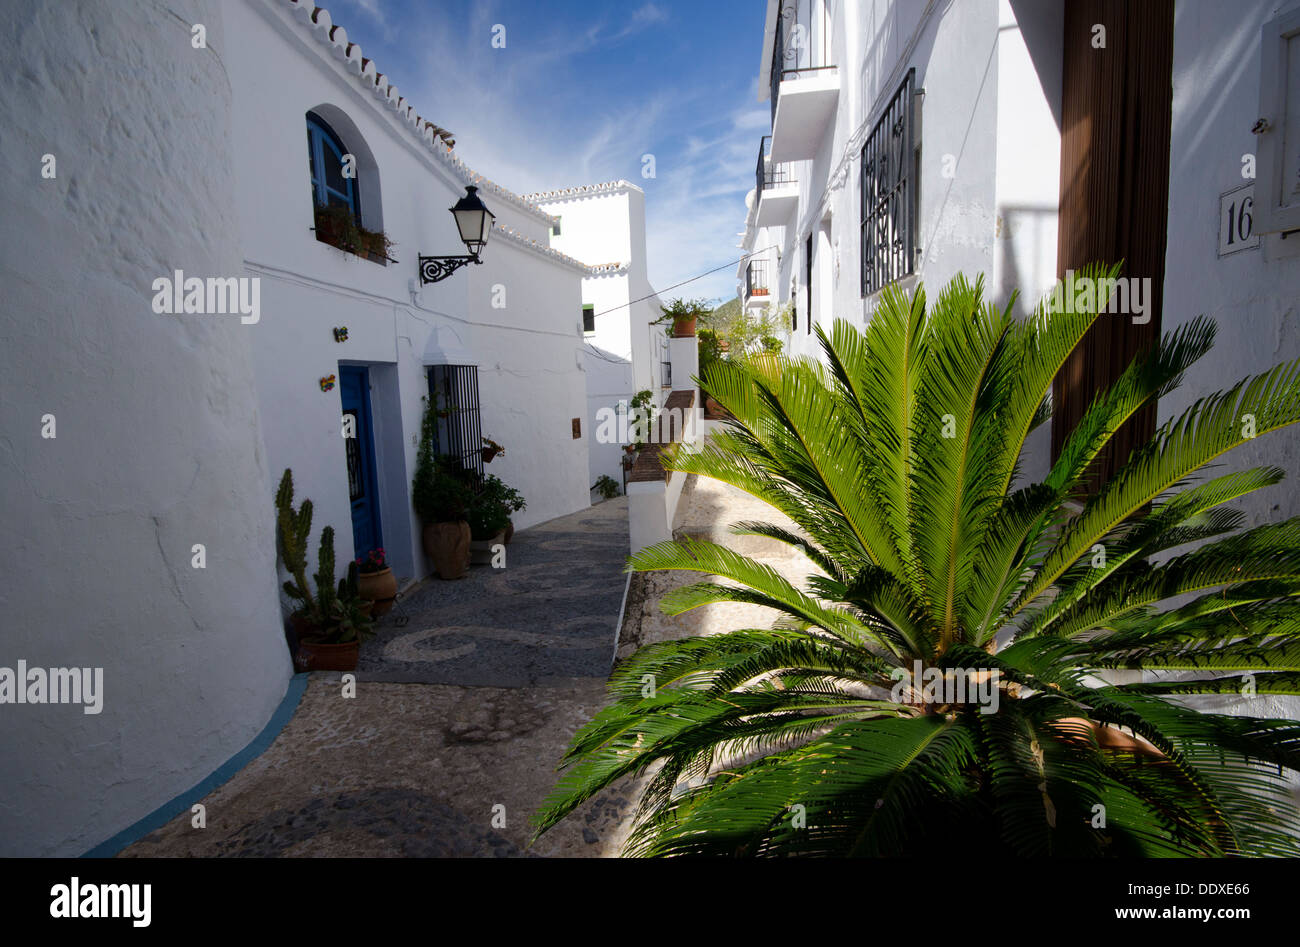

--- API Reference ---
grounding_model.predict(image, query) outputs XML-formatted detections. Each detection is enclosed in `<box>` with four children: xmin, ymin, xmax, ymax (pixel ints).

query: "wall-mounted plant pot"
<box><xmin>671</xmin><ymin>315</ymin><xmax>697</xmax><ymax>338</ymax></box>
<box><xmin>424</xmin><ymin>521</ymin><xmax>470</xmax><ymax>579</ymax></box>
<box><xmin>469</xmin><ymin>530</ymin><xmax>506</xmax><ymax>565</ymax></box>
<box><xmin>358</xmin><ymin>567</ymin><xmax>397</xmax><ymax>617</ymax></box>
<box><xmin>481</xmin><ymin>447</ymin><xmax>501</xmax><ymax>464</ymax></box>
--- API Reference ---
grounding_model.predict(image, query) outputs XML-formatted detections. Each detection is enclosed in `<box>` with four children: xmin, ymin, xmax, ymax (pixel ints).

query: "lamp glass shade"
<box><xmin>451</xmin><ymin>186</ymin><xmax>495</xmax><ymax>255</ymax></box>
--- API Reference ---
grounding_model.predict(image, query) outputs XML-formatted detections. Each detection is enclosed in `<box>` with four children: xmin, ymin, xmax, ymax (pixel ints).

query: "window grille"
<box><xmin>427</xmin><ymin>364</ymin><xmax>483</xmax><ymax>478</ymax></box>
<box><xmin>860</xmin><ymin>68</ymin><xmax>917</xmax><ymax>297</ymax></box>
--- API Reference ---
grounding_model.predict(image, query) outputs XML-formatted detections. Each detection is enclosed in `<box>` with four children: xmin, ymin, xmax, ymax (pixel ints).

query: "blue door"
<box><xmin>339</xmin><ymin>366</ymin><xmax>382</xmax><ymax>561</ymax></box>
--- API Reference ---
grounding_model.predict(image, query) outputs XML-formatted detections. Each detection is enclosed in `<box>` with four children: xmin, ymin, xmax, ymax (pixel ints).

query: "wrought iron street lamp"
<box><xmin>418</xmin><ymin>185</ymin><xmax>496</xmax><ymax>284</ymax></box>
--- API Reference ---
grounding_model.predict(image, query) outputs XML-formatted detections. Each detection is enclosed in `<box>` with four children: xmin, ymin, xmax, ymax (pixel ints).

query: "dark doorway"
<box><xmin>1051</xmin><ymin>0</ymin><xmax>1174</xmax><ymax>490</ymax></box>
<box><xmin>339</xmin><ymin>365</ymin><xmax>382</xmax><ymax>560</ymax></box>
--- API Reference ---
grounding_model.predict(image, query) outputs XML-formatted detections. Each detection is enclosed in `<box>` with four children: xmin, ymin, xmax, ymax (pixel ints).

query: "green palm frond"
<box><xmin>536</xmin><ymin>269</ymin><xmax>1300</xmax><ymax>857</ymax></box>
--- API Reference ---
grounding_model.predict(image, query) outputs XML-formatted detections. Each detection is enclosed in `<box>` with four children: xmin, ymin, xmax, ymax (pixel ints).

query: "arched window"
<box><xmin>306</xmin><ymin>112</ymin><xmax>359</xmax><ymax>217</ymax></box>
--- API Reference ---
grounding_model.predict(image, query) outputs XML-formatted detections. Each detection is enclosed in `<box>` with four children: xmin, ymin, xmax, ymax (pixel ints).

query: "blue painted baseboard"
<box><xmin>81</xmin><ymin>672</ymin><xmax>310</xmax><ymax>858</ymax></box>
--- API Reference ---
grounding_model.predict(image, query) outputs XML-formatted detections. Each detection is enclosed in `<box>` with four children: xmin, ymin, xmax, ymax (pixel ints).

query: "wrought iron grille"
<box><xmin>746</xmin><ymin>259</ymin><xmax>770</xmax><ymax>299</ymax></box>
<box><xmin>770</xmin><ymin>0</ymin><xmax>836</xmax><ymax>122</ymax></box>
<box><xmin>860</xmin><ymin>68</ymin><xmax>917</xmax><ymax>297</ymax></box>
<box><xmin>343</xmin><ymin>409</ymin><xmax>364</xmax><ymax>502</ymax></box>
<box><xmin>427</xmin><ymin>364</ymin><xmax>483</xmax><ymax>478</ymax></box>
<box><xmin>755</xmin><ymin>136</ymin><xmax>797</xmax><ymax>196</ymax></box>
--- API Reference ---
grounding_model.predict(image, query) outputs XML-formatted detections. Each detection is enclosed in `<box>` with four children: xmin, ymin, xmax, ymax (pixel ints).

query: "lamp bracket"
<box><xmin>417</xmin><ymin>254</ymin><xmax>481</xmax><ymax>284</ymax></box>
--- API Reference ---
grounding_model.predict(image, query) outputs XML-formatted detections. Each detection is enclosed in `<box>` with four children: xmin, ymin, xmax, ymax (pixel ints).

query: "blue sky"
<box><xmin>325</xmin><ymin>0</ymin><xmax>770</xmax><ymax>304</ymax></box>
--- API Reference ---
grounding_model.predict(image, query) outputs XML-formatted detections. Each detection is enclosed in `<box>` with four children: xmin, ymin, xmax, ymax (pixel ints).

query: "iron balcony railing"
<box><xmin>746</xmin><ymin>259</ymin><xmax>771</xmax><ymax>299</ymax></box>
<box><xmin>770</xmin><ymin>0</ymin><xmax>836</xmax><ymax>122</ymax></box>
<box><xmin>755</xmin><ymin>135</ymin><xmax>797</xmax><ymax>197</ymax></box>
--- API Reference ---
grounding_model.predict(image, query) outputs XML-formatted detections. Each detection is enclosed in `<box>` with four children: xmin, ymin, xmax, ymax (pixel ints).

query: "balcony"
<box><xmin>744</xmin><ymin>259</ymin><xmax>771</xmax><ymax>308</ymax></box>
<box><xmin>768</xmin><ymin>0</ymin><xmax>838</xmax><ymax>164</ymax></box>
<box><xmin>755</xmin><ymin>135</ymin><xmax>799</xmax><ymax>227</ymax></box>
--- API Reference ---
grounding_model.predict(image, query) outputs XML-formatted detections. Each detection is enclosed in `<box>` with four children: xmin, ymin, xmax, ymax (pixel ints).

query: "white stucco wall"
<box><xmin>1159</xmin><ymin>0</ymin><xmax>1300</xmax><ymax>733</ymax></box>
<box><xmin>534</xmin><ymin>183</ymin><xmax>668</xmax><ymax>398</ymax></box>
<box><xmin>752</xmin><ymin>0</ymin><xmax>1055</xmax><ymax>363</ymax></box>
<box><xmin>225</xmin><ymin>0</ymin><xmax>591</xmax><ymax>590</ymax></box>
<box><xmin>585</xmin><ymin>346</ymin><xmax>635</xmax><ymax>495</ymax></box>
<box><xmin>1163</xmin><ymin>0</ymin><xmax>1300</xmax><ymax>530</ymax></box>
<box><xmin>0</xmin><ymin>0</ymin><xmax>292</xmax><ymax>856</ymax></box>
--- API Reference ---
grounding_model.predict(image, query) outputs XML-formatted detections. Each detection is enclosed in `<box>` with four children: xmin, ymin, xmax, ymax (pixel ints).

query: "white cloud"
<box><xmin>340</xmin><ymin>2</ymin><xmax>757</xmax><ymax>304</ymax></box>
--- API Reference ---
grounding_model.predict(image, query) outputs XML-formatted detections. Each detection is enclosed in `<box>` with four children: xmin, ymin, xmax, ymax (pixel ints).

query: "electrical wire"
<box><xmin>590</xmin><ymin>245</ymin><xmax>780</xmax><ymax>318</ymax></box>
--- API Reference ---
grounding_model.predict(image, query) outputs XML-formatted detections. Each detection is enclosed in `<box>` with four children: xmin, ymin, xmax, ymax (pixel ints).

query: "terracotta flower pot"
<box><xmin>469</xmin><ymin>531</ymin><xmax>506</xmax><ymax>565</ymax></box>
<box><xmin>671</xmin><ymin>315</ymin><xmax>697</xmax><ymax>338</ymax></box>
<box><xmin>296</xmin><ymin>638</ymin><xmax>360</xmax><ymax>672</ymax></box>
<box><xmin>289</xmin><ymin>613</ymin><xmax>360</xmax><ymax>672</ymax></box>
<box><xmin>357</xmin><ymin>566</ymin><xmax>397</xmax><ymax>617</ymax></box>
<box><xmin>423</xmin><ymin>521</ymin><xmax>470</xmax><ymax>579</ymax></box>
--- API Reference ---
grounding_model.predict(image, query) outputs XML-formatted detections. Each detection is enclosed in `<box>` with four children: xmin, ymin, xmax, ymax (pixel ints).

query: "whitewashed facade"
<box><xmin>0</xmin><ymin>0</ymin><xmax>292</xmax><ymax>857</ymax></box>
<box><xmin>529</xmin><ymin>182</ymin><xmax>669</xmax><ymax>494</ymax></box>
<box><xmin>225</xmin><ymin>0</ymin><xmax>603</xmax><ymax>588</ymax></box>
<box><xmin>739</xmin><ymin>0</ymin><xmax>1300</xmax><ymax>732</ymax></box>
<box><xmin>0</xmin><ymin>0</ymin><xmax>630</xmax><ymax>856</ymax></box>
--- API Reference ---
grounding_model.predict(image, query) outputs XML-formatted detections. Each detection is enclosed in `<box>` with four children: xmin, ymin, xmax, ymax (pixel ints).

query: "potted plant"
<box><xmin>592</xmin><ymin>474</ymin><xmax>620</xmax><ymax>501</ymax></box>
<box><xmin>481</xmin><ymin>436</ymin><xmax>505</xmax><ymax>464</ymax></box>
<box><xmin>469</xmin><ymin>474</ymin><xmax>526</xmax><ymax>550</ymax></box>
<box><xmin>355</xmin><ymin>547</ymin><xmax>397</xmax><ymax>617</ymax></box>
<box><xmin>467</xmin><ymin>492</ymin><xmax>510</xmax><ymax>565</ymax></box>
<box><xmin>653</xmin><ymin>296</ymin><xmax>711</xmax><ymax>339</ymax></box>
<box><xmin>275</xmin><ymin>469</ymin><xmax>374</xmax><ymax>671</ymax></box>
<box><xmin>312</xmin><ymin>202</ymin><xmax>396</xmax><ymax>264</ymax></box>
<box><xmin>412</xmin><ymin>397</ymin><xmax>473</xmax><ymax>579</ymax></box>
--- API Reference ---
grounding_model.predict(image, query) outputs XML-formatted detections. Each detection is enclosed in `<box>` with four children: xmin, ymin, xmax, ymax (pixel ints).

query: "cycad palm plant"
<box><xmin>535</xmin><ymin>267</ymin><xmax>1300</xmax><ymax>856</ymax></box>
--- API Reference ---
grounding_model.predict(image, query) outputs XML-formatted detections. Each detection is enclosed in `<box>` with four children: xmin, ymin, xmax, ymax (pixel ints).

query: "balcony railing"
<box><xmin>746</xmin><ymin>259</ymin><xmax>771</xmax><ymax>299</ymax></box>
<box><xmin>755</xmin><ymin>135</ymin><xmax>797</xmax><ymax>197</ymax></box>
<box><xmin>770</xmin><ymin>0</ymin><xmax>835</xmax><ymax>122</ymax></box>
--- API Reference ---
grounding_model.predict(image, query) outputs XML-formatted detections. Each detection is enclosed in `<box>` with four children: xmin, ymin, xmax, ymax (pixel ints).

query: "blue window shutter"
<box><xmin>306</xmin><ymin>114</ymin><xmax>358</xmax><ymax>217</ymax></box>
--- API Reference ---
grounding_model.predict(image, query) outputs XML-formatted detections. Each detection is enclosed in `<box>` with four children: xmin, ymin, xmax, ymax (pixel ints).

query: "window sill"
<box><xmin>310</xmin><ymin>229</ymin><xmax>396</xmax><ymax>266</ymax></box>
<box><xmin>862</xmin><ymin>271</ymin><xmax>919</xmax><ymax>303</ymax></box>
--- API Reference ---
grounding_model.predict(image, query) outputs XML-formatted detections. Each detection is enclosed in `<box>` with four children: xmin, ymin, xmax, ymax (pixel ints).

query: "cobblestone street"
<box><xmin>120</xmin><ymin>475</ymin><xmax>814</xmax><ymax>858</ymax></box>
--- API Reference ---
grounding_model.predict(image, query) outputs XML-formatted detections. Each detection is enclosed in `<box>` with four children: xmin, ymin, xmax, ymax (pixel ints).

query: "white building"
<box><xmin>738</xmin><ymin>0</ymin><xmax>1300</xmax><ymax>724</ymax></box>
<box><xmin>527</xmin><ymin>182</ymin><xmax>669</xmax><ymax>494</ymax></box>
<box><xmin>0</xmin><ymin>0</ymin><xmax>642</xmax><ymax>857</ymax></box>
<box><xmin>224</xmin><ymin>0</ymin><xmax>601</xmax><ymax>588</ymax></box>
<box><xmin>1</xmin><ymin>0</ymin><xmax>292</xmax><ymax>858</ymax></box>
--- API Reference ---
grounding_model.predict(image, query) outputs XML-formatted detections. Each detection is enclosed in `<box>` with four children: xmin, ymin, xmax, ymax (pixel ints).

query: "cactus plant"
<box><xmin>275</xmin><ymin>468</ymin><xmax>373</xmax><ymax>644</ymax></box>
<box><xmin>275</xmin><ymin>469</ymin><xmax>315</xmax><ymax>610</ymax></box>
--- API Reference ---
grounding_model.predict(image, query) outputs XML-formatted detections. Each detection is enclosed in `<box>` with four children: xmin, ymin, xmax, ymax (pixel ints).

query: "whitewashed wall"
<box><xmin>0</xmin><ymin>0</ymin><xmax>291</xmax><ymax>856</ymax></box>
<box><xmin>1159</xmin><ymin>0</ymin><xmax>1300</xmax><ymax>733</ymax></box>
<box><xmin>226</xmin><ymin>0</ymin><xmax>591</xmax><ymax>589</ymax></box>
<box><xmin>754</xmin><ymin>0</ymin><xmax>1055</xmax><ymax>364</ymax></box>
<box><xmin>1163</xmin><ymin>0</ymin><xmax>1300</xmax><ymax>529</ymax></box>
<box><xmin>536</xmin><ymin>183</ymin><xmax>670</xmax><ymax>488</ymax></box>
